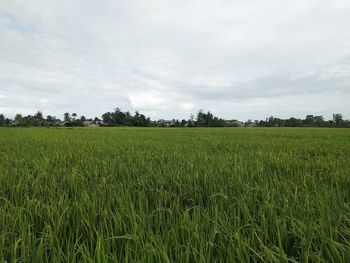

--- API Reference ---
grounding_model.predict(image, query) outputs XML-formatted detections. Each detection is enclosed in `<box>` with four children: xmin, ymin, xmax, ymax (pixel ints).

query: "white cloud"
<box><xmin>0</xmin><ymin>0</ymin><xmax>350</xmax><ymax>120</ymax></box>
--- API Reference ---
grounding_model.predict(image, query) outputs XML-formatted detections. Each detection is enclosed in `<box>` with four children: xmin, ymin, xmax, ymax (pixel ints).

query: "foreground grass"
<box><xmin>0</xmin><ymin>127</ymin><xmax>350</xmax><ymax>262</ymax></box>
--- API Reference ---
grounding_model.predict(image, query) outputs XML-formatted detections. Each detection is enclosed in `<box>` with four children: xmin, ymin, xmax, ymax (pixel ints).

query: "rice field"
<box><xmin>0</xmin><ymin>127</ymin><xmax>350</xmax><ymax>262</ymax></box>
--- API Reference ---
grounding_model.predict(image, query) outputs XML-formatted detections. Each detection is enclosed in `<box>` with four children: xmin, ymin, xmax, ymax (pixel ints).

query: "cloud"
<box><xmin>0</xmin><ymin>12</ymin><xmax>39</xmax><ymax>35</ymax></box>
<box><xmin>0</xmin><ymin>0</ymin><xmax>350</xmax><ymax>120</ymax></box>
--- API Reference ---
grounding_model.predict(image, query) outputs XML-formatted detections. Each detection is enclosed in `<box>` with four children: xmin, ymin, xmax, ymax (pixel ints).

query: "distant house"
<box><xmin>59</xmin><ymin>120</ymin><xmax>106</xmax><ymax>127</ymax></box>
<box><xmin>83</xmin><ymin>121</ymin><xmax>99</xmax><ymax>127</ymax></box>
<box><xmin>225</xmin><ymin>120</ymin><xmax>243</xmax><ymax>127</ymax></box>
<box><xmin>83</xmin><ymin>120</ymin><xmax>107</xmax><ymax>127</ymax></box>
<box><xmin>157</xmin><ymin>119</ymin><xmax>174</xmax><ymax>127</ymax></box>
<box><xmin>95</xmin><ymin>120</ymin><xmax>106</xmax><ymax>126</ymax></box>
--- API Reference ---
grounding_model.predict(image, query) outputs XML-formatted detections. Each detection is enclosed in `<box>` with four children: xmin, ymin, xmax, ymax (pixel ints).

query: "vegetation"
<box><xmin>1</xmin><ymin>110</ymin><xmax>349</xmax><ymax>128</ymax></box>
<box><xmin>1</xmin><ymin>127</ymin><xmax>350</xmax><ymax>262</ymax></box>
<box><xmin>256</xmin><ymin>114</ymin><xmax>349</xmax><ymax>128</ymax></box>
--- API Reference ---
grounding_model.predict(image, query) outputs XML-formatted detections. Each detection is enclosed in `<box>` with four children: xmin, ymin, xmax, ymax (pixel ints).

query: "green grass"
<box><xmin>0</xmin><ymin>127</ymin><xmax>350</xmax><ymax>262</ymax></box>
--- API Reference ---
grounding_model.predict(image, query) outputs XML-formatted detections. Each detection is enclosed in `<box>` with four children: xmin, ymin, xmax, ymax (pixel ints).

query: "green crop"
<box><xmin>0</xmin><ymin>127</ymin><xmax>350</xmax><ymax>262</ymax></box>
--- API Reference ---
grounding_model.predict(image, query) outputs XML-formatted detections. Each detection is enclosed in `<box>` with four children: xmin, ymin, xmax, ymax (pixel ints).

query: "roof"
<box><xmin>83</xmin><ymin>121</ymin><xmax>97</xmax><ymax>126</ymax></box>
<box><xmin>157</xmin><ymin>119</ymin><xmax>173</xmax><ymax>123</ymax></box>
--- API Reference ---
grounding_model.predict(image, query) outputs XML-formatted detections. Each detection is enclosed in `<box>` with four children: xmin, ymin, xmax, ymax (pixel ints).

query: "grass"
<box><xmin>0</xmin><ymin>127</ymin><xmax>350</xmax><ymax>262</ymax></box>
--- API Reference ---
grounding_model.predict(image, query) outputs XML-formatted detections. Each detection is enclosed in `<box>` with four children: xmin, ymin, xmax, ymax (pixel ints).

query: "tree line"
<box><xmin>0</xmin><ymin>109</ymin><xmax>349</xmax><ymax>128</ymax></box>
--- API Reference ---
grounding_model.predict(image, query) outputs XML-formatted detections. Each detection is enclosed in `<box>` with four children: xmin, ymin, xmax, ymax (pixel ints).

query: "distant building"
<box><xmin>225</xmin><ymin>120</ymin><xmax>243</xmax><ymax>127</ymax></box>
<box><xmin>59</xmin><ymin>120</ymin><xmax>106</xmax><ymax>127</ymax></box>
<box><xmin>83</xmin><ymin>121</ymin><xmax>98</xmax><ymax>127</ymax></box>
<box><xmin>157</xmin><ymin>119</ymin><xmax>174</xmax><ymax>127</ymax></box>
<box><xmin>95</xmin><ymin>120</ymin><xmax>106</xmax><ymax>126</ymax></box>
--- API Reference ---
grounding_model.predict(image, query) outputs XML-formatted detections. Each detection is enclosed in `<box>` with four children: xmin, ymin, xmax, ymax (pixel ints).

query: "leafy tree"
<box><xmin>46</xmin><ymin>115</ymin><xmax>59</xmax><ymax>126</ymax></box>
<box><xmin>34</xmin><ymin>111</ymin><xmax>43</xmax><ymax>120</ymax></box>
<box><xmin>132</xmin><ymin>111</ymin><xmax>150</xmax><ymax>127</ymax></box>
<box><xmin>285</xmin><ymin>117</ymin><xmax>301</xmax><ymax>127</ymax></box>
<box><xmin>124</xmin><ymin>111</ymin><xmax>133</xmax><ymax>126</ymax></box>
<box><xmin>3</xmin><ymin>108</ymin><xmax>349</xmax><ymax>128</ymax></box>
<box><xmin>313</xmin><ymin>116</ymin><xmax>325</xmax><ymax>127</ymax></box>
<box><xmin>304</xmin><ymin>115</ymin><xmax>314</xmax><ymax>126</ymax></box>
<box><xmin>173</xmin><ymin>119</ymin><xmax>181</xmax><ymax>127</ymax></box>
<box><xmin>14</xmin><ymin>114</ymin><xmax>24</xmax><ymax>126</ymax></box>
<box><xmin>195</xmin><ymin>110</ymin><xmax>227</xmax><ymax>127</ymax></box>
<box><xmin>64</xmin><ymin>113</ymin><xmax>71</xmax><ymax>122</ymax></box>
<box><xmin>5</xmin><ymin>118</ymin><xmax>11</xmax><ymax>126</ymax></box>
<box><xmin>187</xmin><ymin>114</ymin><xmax>195</xmax><ymax>127</ymax></box>
<box><xmin>34</xmin><ymin>111</ymin><xmax>44</xmax><ymax>126</ymax></box>
<box><xmin>0</xmin><ymin>114</ymin><xmax>5</xmax><ymax>126</ymax></box>
<box><xmin>102</xmin><ymin>112</ymin><xmax>113</xmax><ymax>126</ymax></box>
<box><xmin>333</xmin><ymin>113</ymin><xmax>344</xmax><ymax>126</ymax></box>
<box><xmin>245</xmin><ymin>119</ymin><xmax>253</xmax><ymax>127</ymax></box>
<box><xmin>113</xmin><ymin>108</ymin><xmax>126</xmax><ymax>125</ymax></box>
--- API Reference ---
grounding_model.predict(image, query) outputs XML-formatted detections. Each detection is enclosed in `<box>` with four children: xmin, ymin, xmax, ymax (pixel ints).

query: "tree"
<box><xmin>285</xmin><ymin>117</ymin><xmax>301</xmax><ymax>127</ymax></box>
<box><xmin>15</xmin><ymin>114</ymin><xmax>23</xmax><ymax>125</ymax></box>
<box><xmin>46</xmin><ymin>115</ymin><xmax>57</xmax><ymax>126</ymax></box>
<box><xmin>333</xmin><ymin>113</ymin><xmax>344</xmax><ymax>126</ymax></box>
<box><xmin>267</xmin><ymin>116</ymin><xmax>276</xmax><ymax>127</ymax></box>
<box><xmin>304</xmin><ymin>115</ymin><xmax>314</xmax><ymax>126</ymax></box>
<box><xmin>173</xmin><ymin>119</ymin><xmax>181</xmax><ymax>127</ymax></box>
<box><xmin>72</xmin><ymin>113</ymin><xmax>77</xmax><ymax>120</ymax></box>
<box><xmin>245</xmin><ymin>119</ymin><xmax>253</xmax><ymax>127</ymax></box>
<box><xmin>132</xmin><ymin>111</ymin><xmax>151</xmax><ymax>127</ymax></box>
<box><xmin>34</xmin><ymin>111</ymin><xmax>43</xmax><ymax>120</ymax></box>
<box><xmin>5</xmin><ymin>118</ymin><xmax>11</xmax><ymax>126</ymax></box>
<box><xmin>313</xmin><ymin>116</ymin><xmax>325</xmax><ymax>127</ymax></box>
<box><xmin>196</xmin><ymin>110</ymin><xmax>205</xmax><ymax>127</ymax></box>
<box><xmin>0</xmin><ymin>114</ymin><xmax>5</xmax><ymax>126</ymax></box>
<box><xmin>194</xmin><ymin>110</ymin><xmax>226</xmax><ymax>127</ymax></box>
<box><xmin>102</xmin><ymin>112</ymin><xmax>113</xmax><ymax>126</ymax></box>
<box><xmin>188</xmin><ymin>114</ymin><xmax>195</xmax><ymax>127</ymax></box>
<box><xmin>64</xmin><ymin>113</ymin><xmax>71</xmax><ymax>122</ymax></box>
<box><xmin>113</xmin><ymin>108</ymin><xmax>127</xmax><ymax>125</ymax></box>
<box><xmin>34</xmin><ymin>111</ymin><xmax>44</xmax><ymax>126</ymax></box>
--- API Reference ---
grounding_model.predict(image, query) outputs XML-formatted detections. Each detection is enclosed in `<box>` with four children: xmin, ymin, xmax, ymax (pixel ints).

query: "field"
<box><xmin>0</xmin><ymin>127</ymin><xmax>350</xmax><ymax>262</ymax></box>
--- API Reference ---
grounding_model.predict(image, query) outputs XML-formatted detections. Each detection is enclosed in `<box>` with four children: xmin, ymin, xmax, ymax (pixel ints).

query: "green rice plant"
<box><xmin>0</xmin><ymin>127</ymin><xmax>349</xmax><ymax>262</ymax></box>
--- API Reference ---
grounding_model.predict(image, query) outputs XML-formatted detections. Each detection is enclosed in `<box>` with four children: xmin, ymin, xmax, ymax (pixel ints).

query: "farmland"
<box><xmin>0</xmin><ymin>127</ymin><xmax>350</xmax><ymax>262</ymax></box>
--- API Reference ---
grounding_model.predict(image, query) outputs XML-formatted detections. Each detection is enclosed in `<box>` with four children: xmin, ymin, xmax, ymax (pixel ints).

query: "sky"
<box><xmin>1</xmin><ymin>0</ymin><xmax>350</xmax><ymax>121</ymax></box>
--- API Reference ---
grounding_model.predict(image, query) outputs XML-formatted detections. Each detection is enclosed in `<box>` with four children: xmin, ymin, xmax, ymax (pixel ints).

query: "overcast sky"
<box><xmin>1</xmin><ymin>0</ymin><xmax>350</xmax><ymax>120</ymax></box>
